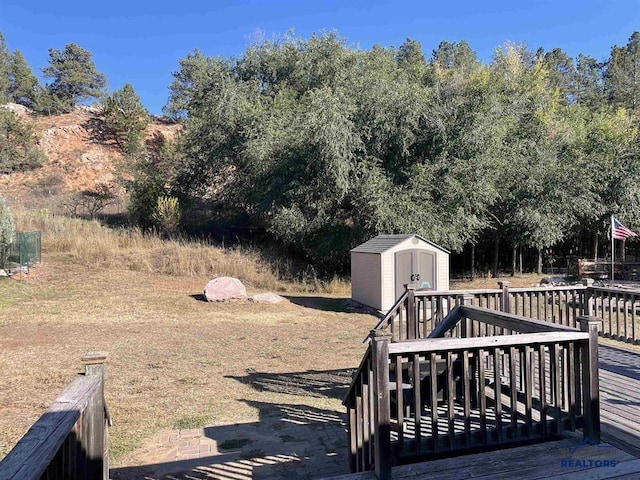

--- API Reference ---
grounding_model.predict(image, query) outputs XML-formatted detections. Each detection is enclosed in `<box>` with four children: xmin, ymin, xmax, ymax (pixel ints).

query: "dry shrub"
<box><xmin>14</xmin><ymin>209</ymin><xmax>350</xmax><ymax>293</ymax></box>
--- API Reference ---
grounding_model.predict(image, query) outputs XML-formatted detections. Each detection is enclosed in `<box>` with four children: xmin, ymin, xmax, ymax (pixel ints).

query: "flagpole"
<box><xmin>611</xmin><ymin>215</ymin><xmax>615</xmax><ymax>284</ymax></box>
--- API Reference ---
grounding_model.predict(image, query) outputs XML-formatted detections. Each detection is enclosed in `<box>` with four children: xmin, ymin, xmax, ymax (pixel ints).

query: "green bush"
<box><xmin>153</xmin><ymin>196</ymin><xmax>181</xmax><ymax>235</ymax></box>
<box><xmin>0</xmin><ymin>195</ymin><xmax>15</xmax><ymax>269</ymax></box>
<box><xmin>0</xmin><ymin>107</ymin><xmax>46</xmax><ymax>173</ymax></box>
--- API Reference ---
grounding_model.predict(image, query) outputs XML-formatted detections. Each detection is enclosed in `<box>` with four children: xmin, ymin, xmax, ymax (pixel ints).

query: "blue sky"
<box><xmin>1</xmin><ymin>0</ymin><xmax>638</xmax><ymax>114</ymax></box>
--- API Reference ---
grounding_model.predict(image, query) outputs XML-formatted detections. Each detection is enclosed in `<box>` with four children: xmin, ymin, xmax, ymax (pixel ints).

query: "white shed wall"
<box><xmin>437</xmin><ymin>252</ymin><xmax>450</xmax><ymax>291</ymax></box>
<box><xmin>351</xmin><ymin>252</ymin><xmax>382</xmax><ymax>310</ymax></box>
<box><xmin>381</xmin><ymin>251</ymin><xmax>395</xmax><ymax>311</ymax></box>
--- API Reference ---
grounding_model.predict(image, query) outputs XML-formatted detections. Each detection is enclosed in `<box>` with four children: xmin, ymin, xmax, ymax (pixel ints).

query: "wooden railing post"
<box><xmin>370</xmin><ymin>329</ymin><xmax>392</xmax><ymax>480</ymax></box>
<box><xmin>582</xmin><ymin>279</ymin><xmax>595</xmax><ymax>317</ymax></box>
<box><xmin>498</xmin><ymin>281</ymin><xmax>510</xmax><ymax>314</ymax></box>
<box><xmin>82</xmin><ymin>352</ymin><xmax>109</xmax><ymax>480</ymax></box>
<box><xmin>406</xmin><ymin>284</ymin><xmax>416</xmax><ymax>340</ymax></box>
<box><xmin>577</xmin><ymin>316</ymin><xmax>600</xmax><ymax>443</ymax></box>
<box><xmin>462</xmin><ymin>294</ymin><xmax>474</xmax><ymax>338</ymax></box>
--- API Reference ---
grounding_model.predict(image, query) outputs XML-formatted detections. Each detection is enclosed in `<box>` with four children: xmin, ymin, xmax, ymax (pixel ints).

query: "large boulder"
<box><xmin>204</xmin><ymin>277</ymin><xmax>247</xmax><ymax>302</ymax></box>
<box><xmin>248</xmin><ymin>292</ymin><xmax>284</xmax><ymax>304</ymax></box>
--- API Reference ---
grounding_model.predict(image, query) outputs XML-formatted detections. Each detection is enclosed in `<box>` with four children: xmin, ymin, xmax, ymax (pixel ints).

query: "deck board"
<box><xmin>598</xmin><ymin>343</ymin><xmax>640</xmax><ymax>458</ymax></box>
<box><xmin>325</xmin><ymin>431</ymin><xmax>640</xmax><ymax>479</ymax></box>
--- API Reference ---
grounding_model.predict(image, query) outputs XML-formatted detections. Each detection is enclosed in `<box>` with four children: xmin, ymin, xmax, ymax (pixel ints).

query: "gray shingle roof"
<box><xmin>351</xmin><ymin>234</ymin><xmax>449</xmax><ymax>254</ymax></box>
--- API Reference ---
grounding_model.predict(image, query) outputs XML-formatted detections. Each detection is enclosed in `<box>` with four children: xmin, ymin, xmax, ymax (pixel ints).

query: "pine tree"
<box><xmin>0</xmin><ymin>32</ymin><xmax>11</xmax><ymax>102</ymax></box>
<box><xmin>605</xmin><ymin>32</ymin><xmax>640</xmax><ymax>110</ymax></box>
<box><xmin>8</xmin><ymin>50</ymin><xmax>40</xmax><ymax>108</ymax></box>
<box><xmin>0</xmin><ymin>107</ymin><xmax>46</xmax><ymax>173</ymax></box>
<box><xmin>41</xmin><ymin>43</ymin><xmax>106</xmax><ymax>111</ymax></box>
<box><xmin>103</xmin><ymin>83</ymin><xmax>149</xmax><ymax>153</ymax></box>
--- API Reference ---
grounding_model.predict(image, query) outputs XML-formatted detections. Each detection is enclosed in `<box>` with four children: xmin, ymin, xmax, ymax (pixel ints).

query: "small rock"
<box><xmin>248</xmin><ymin>292</ymin><xmax>284</xmax><ymax>304</ymax></box>
<box><xmin>204</xmin><ymin>277</ymin><xmax>247</xmax><ymax>302</ymax></box>
<box><xmin>540</xmin><ymin>275</ymin><xmax>567</xmax><ymax>286</ymax></box>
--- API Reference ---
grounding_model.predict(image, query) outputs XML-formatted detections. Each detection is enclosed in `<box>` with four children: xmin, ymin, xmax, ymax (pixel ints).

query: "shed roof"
<box><xmin>351</xmin><ymin>234</ymin><xmax>450</xmax><ymax>254</ymax></box>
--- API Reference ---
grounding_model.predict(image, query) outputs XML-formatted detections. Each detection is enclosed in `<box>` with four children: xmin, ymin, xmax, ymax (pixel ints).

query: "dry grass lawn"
<box><xmin>0</xmin><ymin>209</ymin><xmax>546</xmax><ymax>469</ymax></box>
<box><xmin>0</xmin><ymin>258</ymin><xmax>374</xmax><ymax>466</ymax></box>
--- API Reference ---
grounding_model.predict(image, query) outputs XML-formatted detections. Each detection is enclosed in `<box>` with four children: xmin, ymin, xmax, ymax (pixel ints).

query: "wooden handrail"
<box><xmin>458</xmin><ymin>305</ymin><xmax>582</xmax><ymax>333</ymax></box>
<box><xmin>413</xmin><ymin>284</ymin><xmax>588</xmax><ymax>297</ymax></box>
<box><xmin>388</xmin><ymin>331</ymin><xmax>589</xmax><ymax>354</ymax></box>
<box><xmin>365</xmin><ymin>290</ymin><xmax>409</xmax><ymax>342</ymax></box>
<box><xmin>343</xmin><ymin>344</ymin><xmax>372</xmax><ymax>405</ymax></box>
<box><xmin>590</xmin><ymin>285</ymin><xmax>640</xmax><ymax>294</ymax></box>
<box><xmin>0</xmin><ymin>353</ymin><xmax>109</xmax><ymax>480</ymax></box>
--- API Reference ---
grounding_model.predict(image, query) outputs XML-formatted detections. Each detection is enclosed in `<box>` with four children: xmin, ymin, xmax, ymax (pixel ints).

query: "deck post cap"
<box><xmin>369</xmin><ymin>329</ymin><xmax>392</xmax><ymax>340</ymax></box>
<box><xmin>81</xmin><ymin>352</ymin><xmax>108</xmax><ymax>364</ymax></box>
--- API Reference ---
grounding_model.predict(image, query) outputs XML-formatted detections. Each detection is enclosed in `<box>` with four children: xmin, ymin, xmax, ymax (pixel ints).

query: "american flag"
<box><xmin>613</xmin><ymin>217</ymin><xmax>637</xmax><ymax>240</ymax></box>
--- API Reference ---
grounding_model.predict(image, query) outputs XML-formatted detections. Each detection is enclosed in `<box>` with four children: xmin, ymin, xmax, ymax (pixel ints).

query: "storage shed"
<box><xmin>351</xmin><ymin>234</ymin><xmax>450</xmax><ymax>311</ymax></box>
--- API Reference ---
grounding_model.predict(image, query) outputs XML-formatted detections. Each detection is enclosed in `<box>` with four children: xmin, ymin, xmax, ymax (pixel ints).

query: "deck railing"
<box><xmin>587</xmin><ymin>286</ymin><xmax>640</xmax><ymax>342</ymax></box>
<box><xmin>344</xmin><ymin>309</ymin><xmax>600</xmax><ymax>479</ymax></box>
<box><xmin>376</xmin><ymin>282</ymin><xmax>640</xmax><ymax>344</ymax></box>
<box><xmin>0</xmin><ymin>353</ymin><xmax>110</xmax><ymax>480</ymax></box>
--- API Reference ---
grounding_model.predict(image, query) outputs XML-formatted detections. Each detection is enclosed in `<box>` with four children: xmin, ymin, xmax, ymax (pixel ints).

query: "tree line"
<box><xmin>2</xmin><ymin>30</ymin><xmax>640</xmax><ymax>276</ymax></box>
<box><xmin>155</xmin><ymin>31</ymin><xmax>640</xmax><ymax>275</ymax></box>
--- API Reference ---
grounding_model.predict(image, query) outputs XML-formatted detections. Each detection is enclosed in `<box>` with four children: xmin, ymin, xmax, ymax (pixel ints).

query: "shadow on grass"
<box><xmin>227</xmin><ymin>368</ymin><xmax>356</xmax><ymax>401</ymax></box>
<box><xmin>284</xmin><ymin>295</ymin><xmax>380</xmax><ymax>316</ymax></box>
<box><xmin>189</xmin><ymin>293</ymin><xmax>207</xmax><ymax>302</ymax></box>
<box><xmin>109</xmin><ymin>399</ymin><xmax>348</xmax><ymax>480</ymax></box>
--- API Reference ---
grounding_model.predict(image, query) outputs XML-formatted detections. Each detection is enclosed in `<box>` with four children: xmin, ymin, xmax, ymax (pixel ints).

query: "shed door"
<box><xmin>417</xmin><ymin>250</ymin><xmax>435</xmax><ymax>290</ymax></box>
<box><xmin>395</xmin><ymin>249</ymin><xmax>436</xmax><ymax>298</ymax></box>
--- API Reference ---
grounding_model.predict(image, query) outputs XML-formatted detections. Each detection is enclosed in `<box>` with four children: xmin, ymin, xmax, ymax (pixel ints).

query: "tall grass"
<box><xmin>15</xmin><ymin>209</ymin><xmax>349</xmax><ymax>293</ymax></box>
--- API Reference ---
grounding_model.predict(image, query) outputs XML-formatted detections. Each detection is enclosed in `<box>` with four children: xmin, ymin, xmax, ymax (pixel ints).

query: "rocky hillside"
<box><xmin>0</xmin><ymin>104</ymin><xmax>180</xmax><ymax>210</ymax></box>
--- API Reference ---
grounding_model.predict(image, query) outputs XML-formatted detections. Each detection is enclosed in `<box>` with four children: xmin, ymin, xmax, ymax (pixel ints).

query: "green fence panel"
<box><xmin>8</xmin><ymin>231</ymin><xmax>41</xmax><ymax>266</ymax></box>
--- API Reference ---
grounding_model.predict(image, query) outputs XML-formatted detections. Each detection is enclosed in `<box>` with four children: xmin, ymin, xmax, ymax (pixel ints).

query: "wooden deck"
<box><xmin>325</xmin><ymin>430</ymin><xmax>640</xmax><ymax>479</ymax></box>
<box><xmin>337</xmin><ymin>341</ymin><xmax>640</xmax><ymax>479</ymax></box>
<box><xmin>599</xmin><ymin>343</ymin><xmax>640</xmax><ymax>458</ymax></box>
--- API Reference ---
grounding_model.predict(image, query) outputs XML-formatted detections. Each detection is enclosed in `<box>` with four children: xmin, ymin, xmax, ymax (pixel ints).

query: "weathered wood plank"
<box><xmin>325</xmin><ymin>433</ymin><xmax>640</xmax><ymax>480</ymax></box>
<box><xmin>389</xmin><ymin>332</ymin><xmax>588</xmax><ymax>355</ymax></box>
<box><xmin>463</xmin><ymin>350</ymin><xmax>471</xmax><ymax>446</ymax></box>
<box><xmin>447</xmin><ymin>351</ymin><xmax>455</xmax><ymax>449</ymax></box>
<box><xmin>429</xmin><ymin>352</ymin><xmax>438</xmax><ymax>452</ymax></box>
<box><xmin>371</xmin><ymin>330</ymin><xmax>392</xmax><ymax>479</ymax></box>
<box><xmin>394</xmin><ymin>355</ymin><xmax>403</xmax><ymax>449</ymax></box>
<box><xmin>493</xmin><ymin>348</ymin><xmax>503</xmax><ymax>443</ymax></box>
<box><xmin>0</xmin><ymin>375</ymin><xmax>101</xmax><ymax>480</ymax></box>
<box><xmin>412</xmin><ymin>354</ymin><xmax>421</xmax><ymax>456</ymax></box>
<box><xmin>524</xmin><ymin>346</ymin><xmax>533</xmax><ymax>437</ymax></box>
<box><xmin>509</xmin><ymin>347</ymin><xmax>519</xmax><ymax>439</ymax></box>
<box><xmin>538</xmin><ymin>344</ymin><xmax>548</xmax><ymax>438</ymax></box>
<box><xmin>427</xmin><ymin>306</ymin><xmax>463</xmax><ymax>339</ymax></box>
<box><xmin>459</xmin><ymin>306</ymin><xmax>581</xmax><ymax>333</ymax></box>
<box><xmin>348</xmin><ymin>407</ymin><xmax>357</xmax><ymax>473</ymax></box>
<box><xmin>478</xmin><ymin>349</ymin><xmax>487</xmax><ymax>443</ymax></box>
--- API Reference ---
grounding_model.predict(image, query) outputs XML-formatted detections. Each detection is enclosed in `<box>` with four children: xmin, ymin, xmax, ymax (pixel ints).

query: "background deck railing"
<box><xmin>0</xmin><ymin>353</ymin><xmax>110</xmax><ymax>480</ymax></box>
<box><xmin>345</xmin><ymin>309</ymin><xmax>600</xmax><ymax>479</ymax></box>
<box><xmin>375</xmin><ymin>282</ymin><xmax>640</xmax><ymax>344</ymax></box>
<box><xmin>587</xmin><ymin>286</ymin><xmax>640</xmax><ymax>341</ymax></box>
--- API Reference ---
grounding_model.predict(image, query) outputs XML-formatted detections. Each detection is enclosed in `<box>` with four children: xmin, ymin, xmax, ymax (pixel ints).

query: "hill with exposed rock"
<box><xmin>0</xmin><ymin>103</ymin><xmax>180</xmax><ymax>211</ymax></box>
